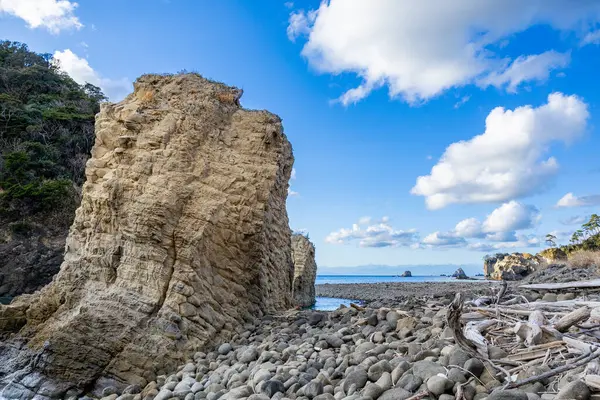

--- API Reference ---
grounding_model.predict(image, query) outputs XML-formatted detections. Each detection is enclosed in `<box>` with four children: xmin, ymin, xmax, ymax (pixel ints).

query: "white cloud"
<box><xmin>52</xmin><ymin>49</ymin><xmax>131</xmax><ymax>101</ymax></box>
<box><xmin>422</xmin><ymin>232</ymin><xmax>467</xmax><ymax>248</ymax></box>
<box><xmin>582</xmin><ymin>30</ymin><xmax>600</xmax><ymax>45</ymax></box>
<box><xmin>411</xmin><ymin>93</ymin><xmax>589</xmax><ymax>209</ymax></box>
<box><xmin>287</xmin><ymin>188</ymin><xmax>299</xmax><ymax>196</ymax></box>
<box><xmin>357</xmin><ymin>216</ymin><xmax>372</xmax><ymax>225</ymax></box>
<box><xmin>326</xmin><ymin>218</ymin><xmax>417</xmax><ymax>248</ymax></box>
<box><xmin>421</xmin><ymin>201</ymin><xmax>540</xmax><ymax>250</ymax></box>
<box><xmin>454</xmin><ymin>217</ymin><xmax>484</xmax><ymax>239</ymax></box>
<box><xmin>454</xmin><ymin>95</ymin><xmax>471</xmax><ymax>109</ymax></box>
<box><xmin>0</xmin><ymin>0</ymin><xmax>83</xmax><ymax>34</ymax></box>
<box><xmin>288</xmin><ymin>0</ymin><xmax>600</xmax><ymax>104</ymax></box>
<box><xmin>480</xmin><ymin>51</ymin><xmax>570</xmax><ymax>93</ymax></box>
<box><xmin>287</xmin><ymin>10</ymin><xmax>316</xmax><ymax>42</ymax></box>
<box><xmin>291</xmin><ymin>168</ymin><xmax>297</xmax><ymax>180</ymax></box>
<box><xmin>560</xmin><ymin>215</ymin><xmax>589</xmax><ymax>225</ymax></box>
<box><xmin>482</xmin><ymin>201</ymin><xmax>540</xmax><ymax>232</ymax></box>
<box><xmin>556</xmin><ymin>192</ymin><xmax>600</xmax><ymax>208</ymax></box>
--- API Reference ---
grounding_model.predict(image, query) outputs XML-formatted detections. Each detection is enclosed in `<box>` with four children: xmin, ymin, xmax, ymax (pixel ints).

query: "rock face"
<box><xmin>0</xmin><ymin>73</ymin><xmax>295</xmax><ymax>398</ymax></box>
<box><xmin>538</xmin><ymin>247</ymin><xmax>567</xmax><ymax>264</ymax></box>
<box><xmin>291</xmin><ymin>234</ymin><xmax>317</xmax><ymax>307</ymax></box>
<box><xmin>452</xmin><ymin>268</ymin><xmax>468</xmax><ymax>280</ymax></box>
<box><xmin>401</xmin><ymin>271</ymin><xmax>412</xmax><ymax>277</ymax></box>
<box><xmin>484</xmin><ymin>253</ymin><xmax>543</xmax><ymax>281</ymax></box>
<box><xmin>0</xmin><ymin>226</ymin><xmax>65</xmax><ymax>299</ymax></box>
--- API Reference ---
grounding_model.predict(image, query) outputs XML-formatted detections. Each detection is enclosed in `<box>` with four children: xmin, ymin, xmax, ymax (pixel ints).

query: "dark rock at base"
<box><xmin>261</xmin><ymin>380</ymin><xmax>286</xmax><ymax>398</ymax></box>
<box><xmin>400</xmin><ymin>271</ymin><xmax>412</xmax><ymax>277</ymax></box>
<box><xmin>452</xmin><ymin>268</ymin><xmax>469</xmax><ymax>280</ymax></box>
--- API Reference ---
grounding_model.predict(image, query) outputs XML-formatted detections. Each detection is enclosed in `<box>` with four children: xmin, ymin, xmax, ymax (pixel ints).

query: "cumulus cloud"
<box><xmin>422</xmin><ymin>232</ymin><xmax>467</xmax><ymax>248</ymax></box>
<box><xmin>411</xmin><ymin>93</ymin><xmax>589</xmax><ymax>209</ymax></box>
<box><xmin>52</xmin><ymin>49</ymin><xmax>131</xmax><ymax>101</ymax></box>
<box><xmin>560</xmin><ymin>215</ymin><xmax>589</xmax><ymax>225</ymax></box>
<box><xmin>288</xmin><ymin>0</ymin><xmax>600</xmax><ymax>104</ymax></box>
<box><xmin>480</xmin><ymin>51</ymin><xmax>570</xmax><ymax>93</ymax></box>
<box><xmin>556</xmin><ymin>192</ymin><xmax>600</xmax><ymax>208</ymax></box>
<box><xmin>482</xmin><ymin>201</ymin><xmax>540</xmax><ymax>233</ymax></box>
<box><xmin>420</xmin><ymin>201</ymin><xmax>540</xmax><ymax>250</ymax></box>
<box><xmin>582</xmin><ymin>30</ymin><xmax>600</xmax><ymax>46</ymax></box>
<box><xmin>325</xmin><ymin>218</ymin><xmax>417</xmax><ymax>248</ymax></box>
<box><xmin>0</xmin><ymin>0</ymin><xmax>83</xmax><ymax>33</ymax></box>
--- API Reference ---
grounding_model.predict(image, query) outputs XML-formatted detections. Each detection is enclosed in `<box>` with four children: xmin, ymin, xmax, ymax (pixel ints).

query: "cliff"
<box><xmin>484</xmin><ymin>253</ymin><xmax>543</xmax><ymax>281</ymax></box>
<box><xmin>291</xmin><ymin>234</ymin><xmax>317</xmax><ymax>307</ymax></box>
<box><xmin>0</xmin><ymin>73</ymin><xmax>294</xmax><ymax>398</ymax></box>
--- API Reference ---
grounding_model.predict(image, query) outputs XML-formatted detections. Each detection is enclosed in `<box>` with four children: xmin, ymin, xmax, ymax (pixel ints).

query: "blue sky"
<box><xmin>2</xmin><ymin>1</ymin><xmax>600</xmax><ymax>270</ymax></box>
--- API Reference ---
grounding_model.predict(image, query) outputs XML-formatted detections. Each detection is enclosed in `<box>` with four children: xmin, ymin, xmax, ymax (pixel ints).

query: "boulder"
<box><xmin>452</xmin><ymin>268</ymin><xmax>468</xmax><ymax>280</ymax></box>
<box><xmin>484</xmin><ymin>253</ymin><xmax>543</xmax><ymax>281</ymax></box>
<box><xmin>538</xmin><ymin>248</ymin><xmax>567</xmax><ymax>264</ymax></box>
<box><xmin>291</xmin><ymin>234</ymin><xmax>317</xmax><ymax>307</ymax></box>
<box><xmin>0</xmin><ymin>73</ymin><xmax>295</xmax><ymax>398</ymax></box>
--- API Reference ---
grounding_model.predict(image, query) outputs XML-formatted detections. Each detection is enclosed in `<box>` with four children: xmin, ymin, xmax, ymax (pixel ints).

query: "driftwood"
<box><xmin>505</xmin><ymin>349</ymin><xmax>600</xmax><ymax>389</ymax></box>
<box><xmin>496</xmin><ymin>280</ymin><xmax>508</xmax><ymax>304</ymax></box>
<box><xmin>554</xmin><ymin>307</ymin><xmax>591</xmax><ymax>332</ymax></box>
<box><xmin>520</xmin><ymin>279</ymin><xmax>600</xmax><ymax>290</ymax></box>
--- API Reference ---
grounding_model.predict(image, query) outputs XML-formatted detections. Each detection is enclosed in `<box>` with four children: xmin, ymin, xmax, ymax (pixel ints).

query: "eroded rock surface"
<box><xmin>291</xmin><ymin>234</ymin><xmax>317</xmax><ymax>307</ymax></box>
<box><xmin>484</xmin><ymin>253</ymin><xmax>543</xmax><ymax>281</ymax></box>
<box><xmin>0</xmin><ymin>73</ymin><xmax>294</xmax><ymax>398</ymax></box>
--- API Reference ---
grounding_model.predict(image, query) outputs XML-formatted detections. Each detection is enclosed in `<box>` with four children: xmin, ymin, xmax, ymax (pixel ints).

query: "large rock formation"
<box><xmin>538</xmin><ymin>247</ymin><xmax>567</xmax><ymax>265</ymax></box>
<box><xmin>0</xmin><ymin>73</ymin><xmax>295</xmax><ymax>398</ymax></box>
<box><xmin>484</xmin><ymin>253</ymin><xmax>543</xmax><ymax>281</ymax></box>
<box><xmin>291</xmin><ymin>234</ymin><xmax>317</xmax><ymax>307</ymax></box>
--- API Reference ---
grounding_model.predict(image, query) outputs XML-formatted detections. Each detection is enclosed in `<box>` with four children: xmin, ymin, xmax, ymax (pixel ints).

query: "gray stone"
<box><xmin>464</xmin><ymin>359</ymin><xmax>485</xmax><ymax>378</ymax></box>
<box><xmin>449</xmin><ymin>349</ymin><xmax>470</xmax><ymax>367</ymax></box>
<box><xmin>440</xmin><ymin>395</ymin><xmax>455</xmax><ymax>400</ymax></box>
<box><xmin>368</xmin><ymin>360</ymin><xmax>392</xmax><ymax>382</ymax></box>
<box><xmin>314</xmin><ymin>395</ymin><xmax>335</xmax><ymax>400</ymax></box>
<box><xmin>155</xmin><ymin>390</ymin><xmax>174</xmax><ymax>400</ymax></box>
<box><xmin>411</xmin><ymin>360</ymin><xmax>446</xmax><ymax>381</ymax></box>
<box><xmin>248</xmin><ymin>396</ymin><xmax>271</xmax><ymax>400</ymax></box>
<box><xmin>326</xmin><ymin>336</ymin><xmax>344</xmax><ymax>348</ymax></box>
<box><xmin>556</xmin><ymin>381</ymin><xmax>590</xmax><ymax>400</ymax></box>
<box><xmin>362</xmin><ymin>383</ymin><xmax>384</xmax><ymax>400</ymax></box>
<box><xmin>191</xmin><ymin>383</ymin><xmax>204</xmax><ymax>394</ymax></box>
<box><xmin>103</xmin><ymin>387</ymin><xmax>118</xmax><ymax>397</ymax></box>
<box><xmin>305</xmin><ymin>381</ymin><xmax>325</xmax><ymax>399</ymax></box>
<box><xmin>262</xmin><ymin>380</ymin><xmax>286</xmax><ymax>398</ymax></box>
<box><xmin>447</xmin><ymin>368</ymin><xmax>467</xmax><ymax>384</ymax></box>
<box><xmin>378</xmin><ymin>388</ymin><xmax>412</xmax><ymax>400</ymax></box>
<box><xmin>427</xmin><ymin>375</ymin><xmax>452</xmax><ymax>396</ymax></box>
<box><xmin>343</xmin><ymin>369</ymin><xmax>369</xmax><ymax>393</ymax></box>
<box><xmin>397</xmin><ymin>374</ymin><xmax>422</xmax><ymax>392</ymax></box>
<box><xmin>218</xmin><ymin>343</ymin><xmax>233</xmax><ymax>355</ymax></box>
<box><xmin>123</xmin><ymin>384</ymin><xmax>142</xmax><ymax>395</ymax></box>
<box><xmin>375</xmin><ymin>372</ymin><xmax>392</xmax><ymax>391</ymax></box>
<box><xmin>238</xmin><ymin>347</ymin><xmax>259</xmax><ymax>363</ymax></box>
<box><xmin>487</xmin><ymin>389</ymin><xmax>529</xmax><ymax>400</ymax></box>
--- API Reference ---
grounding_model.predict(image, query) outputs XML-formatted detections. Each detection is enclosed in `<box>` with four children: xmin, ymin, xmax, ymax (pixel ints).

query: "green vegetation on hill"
<box><xmin>0</xmin><ymin>41</ymin><xmax>105</xmax><ymax>229</ymax></box>
<box><xmin>546</xmin><ymin>214</ymin><xmax>600</xmax><ymax>255</ymax></box>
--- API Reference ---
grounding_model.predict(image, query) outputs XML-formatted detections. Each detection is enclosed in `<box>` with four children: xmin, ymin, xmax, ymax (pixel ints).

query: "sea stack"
<box><xmin>0</xmin><ymin>73</ymin><xmax>294</xmax><ymax>398</ymax></box>
<box><xmin>291</xmin><ymin>234</ymin><xmax>317</xmax><ymax>307</ymax></box>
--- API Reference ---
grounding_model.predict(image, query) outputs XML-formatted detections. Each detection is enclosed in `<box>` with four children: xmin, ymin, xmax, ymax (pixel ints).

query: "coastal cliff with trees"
<box><xmin>0</xmin><ymin>41</ymin><xmax>105</xmax><ymax>298</ymax></box>
<box><xmin>484</xmin><ymin>214</ymin><xmax>600</xmax><ymax>281</ymax></box>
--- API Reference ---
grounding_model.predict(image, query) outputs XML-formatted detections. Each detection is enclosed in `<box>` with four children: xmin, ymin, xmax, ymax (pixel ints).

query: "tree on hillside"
<box><xmin>0</xmin><ymin>40</ymin><xmax>106</xmax><ymax>228</ymax></box>
<box><xmin>545</xmin><ymin>233</ymin><xmax>557</xmax><ymax>248</ymax></box>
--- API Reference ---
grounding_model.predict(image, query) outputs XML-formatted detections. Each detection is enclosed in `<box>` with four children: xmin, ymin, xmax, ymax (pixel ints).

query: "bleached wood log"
<box><xmin>554</xmin><ymin>307</ymin><xmax>591</xmax><ymax>332</ymax></box>
<box><xmin>585</xmin><ymin>375</ymin><xmax>600</xmax><ymax>391</ymax></box>
<box><xmin>520</xmin><ymin>279</ymin><xmax>600</xmax><ymax>290</ymax></box>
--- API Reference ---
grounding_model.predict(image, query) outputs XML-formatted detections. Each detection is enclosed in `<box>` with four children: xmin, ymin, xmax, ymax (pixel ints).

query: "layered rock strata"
<box><xmin>0</xmin><ymin>73</ymin><xmax>294</xmax><ymax>398</ymax></box>
<box><xmin>291</xmin><ymin>234</ymin><xmax>317</xmax><ymax>307</ymax></box>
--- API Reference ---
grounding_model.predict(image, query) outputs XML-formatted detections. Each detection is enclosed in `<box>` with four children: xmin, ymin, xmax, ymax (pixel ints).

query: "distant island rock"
<box><xmin>452</xmin><ymin>268</ymin><xmax>469</xmax><ymax>280</ymax></box>
<box><xmin>400</xmin><ymin>270</ymin><xmax>412</xmax><ymax>277</ymax></box>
